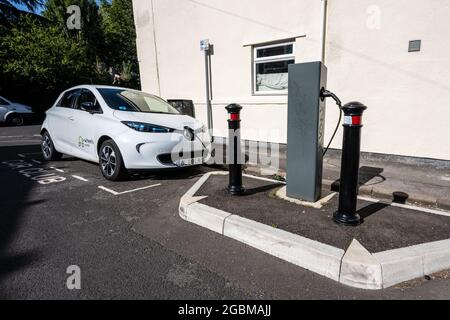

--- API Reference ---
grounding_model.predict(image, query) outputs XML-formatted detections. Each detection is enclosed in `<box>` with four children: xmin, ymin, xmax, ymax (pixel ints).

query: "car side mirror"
<box><xmin>80</xmin><ymin>101</ymin><xmax>101</xmax><ymax>114</ymax></box>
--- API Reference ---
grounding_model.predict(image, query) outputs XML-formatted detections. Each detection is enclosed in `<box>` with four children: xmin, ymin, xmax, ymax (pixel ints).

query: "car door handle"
<box><xmin>68</xmin><ymin>116</ymin><xmax>74</xmax><ymax>121</ymax></box>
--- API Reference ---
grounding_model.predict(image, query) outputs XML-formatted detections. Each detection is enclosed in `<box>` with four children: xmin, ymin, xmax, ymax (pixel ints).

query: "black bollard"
<box><xmin>225</xmin><ymin>104</ymin><xmax>245</xmax><ymax>195</ymax></box>
<box><xmin>333</xmin><ymin>101</ymin><xmax>367</xmax><ymax>226</ymax></box>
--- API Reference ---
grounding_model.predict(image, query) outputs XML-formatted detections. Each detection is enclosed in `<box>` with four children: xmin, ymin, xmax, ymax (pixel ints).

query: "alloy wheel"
<box><xmin>42</xmin><ymin>135</ymin><xmax>51</xmax><ymax>159</ymax></box>
<box><xmin>100</xmin><ymin>145</ymin><xmax>116</xmax><ymax>177</ymax></box>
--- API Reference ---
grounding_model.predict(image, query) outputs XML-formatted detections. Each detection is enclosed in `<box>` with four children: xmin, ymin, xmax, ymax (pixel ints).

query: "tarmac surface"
<box><xmin>1</xmin><ymin>124</ymin><xmax>450</xmax><ymax>299</ymax></box>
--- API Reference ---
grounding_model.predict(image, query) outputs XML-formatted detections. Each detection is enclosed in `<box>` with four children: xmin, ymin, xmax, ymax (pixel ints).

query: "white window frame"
<box><xmin>252</xmin><ymin>41</ymin><xmax>295</xmax><ymax>95</ymax></box>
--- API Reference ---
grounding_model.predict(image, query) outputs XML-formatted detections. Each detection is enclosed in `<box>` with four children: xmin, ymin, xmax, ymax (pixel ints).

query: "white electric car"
<box><xmin>41</xmin><ymin>85</ymin><xmax>210</xmax><ymax>180</ymax></box>
<box><xmin>0</xmin><ymin>95</ymin><xmax>34</xmax><ymax>126</ymax></box>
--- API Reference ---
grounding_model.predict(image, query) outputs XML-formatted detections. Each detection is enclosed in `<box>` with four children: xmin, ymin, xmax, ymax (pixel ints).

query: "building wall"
<box><xmin>132</xmin><ymin>0</ymin><xmax>450</xmax><ymax>160</ymax></box>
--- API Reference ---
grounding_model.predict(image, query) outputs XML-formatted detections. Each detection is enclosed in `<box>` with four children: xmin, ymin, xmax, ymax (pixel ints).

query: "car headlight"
<box><xmin>121</xmin><ymin>121</ymin><xmax>174</xmax><ymax>133</ymax></box>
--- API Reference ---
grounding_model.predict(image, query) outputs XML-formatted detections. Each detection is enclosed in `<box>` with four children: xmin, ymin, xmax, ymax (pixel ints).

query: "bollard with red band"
<box><xmin>225</xmin><ymin>103</ymin><xmax>245</xmax><ymax>195</ymax></box>
<box><xmin>333</xmin><ymin>101</ymin><xmax>367</xmax><ymax>226</ymax></box>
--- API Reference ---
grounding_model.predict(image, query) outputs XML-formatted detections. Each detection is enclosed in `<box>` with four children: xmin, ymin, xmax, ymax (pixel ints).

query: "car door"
<box><xmin>69</xmin><ymin>89</ymin><xmax>103</xmax><ymax>161</ymax></box>
<box><xmin>48</xmin><ymin>89</ymin><xmax>79</xmax><ymax>155</ymax></box>
<box><xmin>0</xmin><ymin>97</ymin><xmax>11</xmax><ymax>122</ymax></box>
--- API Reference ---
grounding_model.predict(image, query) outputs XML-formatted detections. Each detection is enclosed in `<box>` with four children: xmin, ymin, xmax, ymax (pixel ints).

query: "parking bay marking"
<box><xmin>72</xmin><ymin>175</ymin><xmax>89</xmax><ymax>182</ymax></box>
<box><xmin>98</xmin><ymin>183</ymin><xmax>161</xmax><ymax>196</ymax></box>
<box><xmin>50</xmin><ymin>166</ymin><xmax>65</xmax><ymax>173</ymax></box>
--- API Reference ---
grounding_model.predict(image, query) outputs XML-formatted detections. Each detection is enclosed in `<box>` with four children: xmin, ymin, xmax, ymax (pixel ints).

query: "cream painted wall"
<box><xmin>133</xmin><ymin>0</ymin><xmax>450</xmax><ymax>160</ymax></box>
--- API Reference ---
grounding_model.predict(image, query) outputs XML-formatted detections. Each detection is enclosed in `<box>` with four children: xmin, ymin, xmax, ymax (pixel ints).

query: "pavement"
<box><xmin>217</xmin><ymin>140</ymin><xmax>450</xmax><ymax>210</ymax></box>
<box><xmin>1</xmin><ymin>124</ymin><xmax>450</xmax><ymax>299</ymax></box>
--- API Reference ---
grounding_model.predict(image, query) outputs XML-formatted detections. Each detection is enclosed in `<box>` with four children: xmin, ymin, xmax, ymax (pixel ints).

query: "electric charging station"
<box><xmin>286</xmin><ymin>62</ymin><xmax>327</xmax><ymax>202</ymax></box>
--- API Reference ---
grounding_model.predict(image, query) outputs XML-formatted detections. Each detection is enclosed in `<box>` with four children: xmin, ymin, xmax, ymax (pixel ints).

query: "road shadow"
<box><xmin>356</xmin><ymin>202</ymin><xmax>390</xmax><ymax>219</ymax></box>
<box><xmin>331</xmin><ymin>166</ymin><xmax>385</xmax><ymax>191</ymax></box>
<box><xmin>243</xmin><ymin>182</ymin><xmax>283</xmax><ymax>196</ymax></box>
<box><xmin>0</xmin><ymin>145</ymin><xmax>42</xmax><ymax>287</ymax></box>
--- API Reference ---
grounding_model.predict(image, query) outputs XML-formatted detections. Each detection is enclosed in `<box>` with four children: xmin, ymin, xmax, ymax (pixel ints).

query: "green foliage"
<box><xmin>0</xmin><ymin>0</ymin><xmax>140</xmax><ymax>116</ymax></box>
<box><xmin>100</xmin><ymin>0</ymin><xmax>138</xmax><ymax>77</ymax></box>
<box><xmin>1</xmin><ymin>16</ymin><xmax>95</xmax><ymax>90</ymax></box>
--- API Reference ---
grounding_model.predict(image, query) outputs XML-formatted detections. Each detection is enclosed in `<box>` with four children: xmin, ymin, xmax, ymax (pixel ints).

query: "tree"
<box><xmin>100</xmin><ymin>0</ymin><xmax>138</xmax><ymax>79</ymax></box>
<box><xmin>0</xmin><ymin>15</ymin><xmax>95</xmax><ymax>111</ymax></box>
<box><xmin>43</xmin><ymin>0</ymin><xmax>105</xmax><ymax>60</ymax></box>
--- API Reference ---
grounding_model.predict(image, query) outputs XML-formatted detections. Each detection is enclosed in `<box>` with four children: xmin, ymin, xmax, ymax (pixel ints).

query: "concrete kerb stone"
<box><xmin>339</xmin><ymin>239</ymin><xmax>383</xmax><ymax>290</ymax></box>
<box><xmin>178</xmin><ymin>171</ymin><xmax>450</xmax><ymax>290</ymax></box>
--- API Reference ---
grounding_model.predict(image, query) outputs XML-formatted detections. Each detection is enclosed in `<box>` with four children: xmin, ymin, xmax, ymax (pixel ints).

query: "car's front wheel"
<box><xmin>99</xmin><ymin>139</ymin><xmax>128</xmax><ymax>181</ymax></box>
<box><xmin>7</xmin><ymin>113</ymin><xmax>24</xmax><ymax>126</ymax></box>
<box><xmin>41</xmin><ymin>131</ymin><xmax>63</xmax><ymax>161</ymax></box>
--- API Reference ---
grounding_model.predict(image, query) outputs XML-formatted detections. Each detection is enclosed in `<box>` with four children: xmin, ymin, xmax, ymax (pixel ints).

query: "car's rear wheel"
<box><xmin>99</xmin><ymin>139</ymin><xmax>127</xmax><ymax>181</ymax></box>
<box><xmin>7</xmin><ymin>113</ymin><xmax>24</xmax><ymax>126</ymax></box>
<box><xmin>41</xmin><ymin>131</ymin><xmax>63</xmax><ymax>161</ymax></box>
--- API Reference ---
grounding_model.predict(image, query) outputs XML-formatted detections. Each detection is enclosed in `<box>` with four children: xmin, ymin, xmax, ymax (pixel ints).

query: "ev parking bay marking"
<box><xmin>98</xmin><ymin>183</ymin><xmax>161</xmax><ymax>196</ymax></box>
<box><xmin>2</xmin><ymin>159</ymin><xmax>66</xmax><ymax>185</ymax></box>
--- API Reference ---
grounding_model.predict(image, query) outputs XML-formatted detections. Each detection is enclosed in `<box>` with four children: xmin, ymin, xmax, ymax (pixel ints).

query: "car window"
<box><xmin>0</xmin><ymin>97</ymin><xmax>10</xmax><ymax>105</ymax></box>
<box><xmin>98</xmin><ymin>88</ymin><xmax>179</xmax><ymax>115</ymax></box>
<box><xmin>75</xmin><ymin>89</ymin><xmax>102</xmax><ymax>112</ymax></box>
<box><xmin>58</xmin><ymin>89</ymin><xmax>79</xmax><ymax>108</ymax></box>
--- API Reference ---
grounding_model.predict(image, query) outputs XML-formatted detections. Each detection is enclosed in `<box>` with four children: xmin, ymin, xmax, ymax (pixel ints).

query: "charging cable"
<box><xmin>320</xmin><ymin>88</ymin><xmax>342</xmax><ymax>156</ymax></box>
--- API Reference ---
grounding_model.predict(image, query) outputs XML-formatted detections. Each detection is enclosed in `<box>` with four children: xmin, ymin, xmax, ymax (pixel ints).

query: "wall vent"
<box><xmin>408</xmin><ymin>40</ymin><xmax>421</xmax><ymax>52</ymax></box>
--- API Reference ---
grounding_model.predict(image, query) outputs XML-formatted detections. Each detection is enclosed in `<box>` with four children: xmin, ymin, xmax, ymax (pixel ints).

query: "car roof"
<box><xmin>65</xmin><ymin>84</ymin><xmax>140</xmax><ymax>92</ymax></box>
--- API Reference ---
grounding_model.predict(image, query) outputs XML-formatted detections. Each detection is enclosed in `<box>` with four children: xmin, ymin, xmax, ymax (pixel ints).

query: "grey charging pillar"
<box><xmin>286</xmin><ymin>62</ymin><xmax>327</xmax><ymax>202</ymax></box>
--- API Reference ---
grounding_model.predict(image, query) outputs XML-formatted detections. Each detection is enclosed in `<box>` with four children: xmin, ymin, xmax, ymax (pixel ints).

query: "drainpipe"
<box><xmin>319</xmin><ymin>0</ymin><xmax>328</xmax><ymax>63</ymax></box>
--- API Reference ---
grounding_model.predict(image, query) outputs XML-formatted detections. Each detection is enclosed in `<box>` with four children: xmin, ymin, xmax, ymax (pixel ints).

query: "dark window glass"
<box><xmin>58</xmin><ymin>90</ymin><xmax>79</xmax><ymax>108</ymax></box>
<box><xmin>76</xmin><ymin>89</ymin><xmax>102</xmax><ymax>112</ymax></box>
<box><xmin>98</xmin><ymin>88</ymin><xmax>179</xmax><ymax>114</ymax></box>
<box><xmin>256</xmin><ymin>44</ymin><xmax>293</xmax><ymax>58</ymax></box>
<box><xmin>256</xmin><ymin>59</ymin><xmax>294</xmax><ymax>75</ymax></box>
<box><xmin>0</xmin><ymin>97</ymin><xmax>10</xmax><ymax>105</ymax></box>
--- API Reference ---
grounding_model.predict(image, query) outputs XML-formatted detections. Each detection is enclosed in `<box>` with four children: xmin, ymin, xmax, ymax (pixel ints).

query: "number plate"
<box><xmin>175</xmin><ymin>157</ymin><xmax>203</xmax><ymax>167</ymax></box>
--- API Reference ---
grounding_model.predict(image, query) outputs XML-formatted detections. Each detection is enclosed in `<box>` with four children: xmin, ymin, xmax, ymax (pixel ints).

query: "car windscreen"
<box><xmin>98</xmin><ymin>88</ymin><xmax>180</xmax><ymax>115</ymax></box>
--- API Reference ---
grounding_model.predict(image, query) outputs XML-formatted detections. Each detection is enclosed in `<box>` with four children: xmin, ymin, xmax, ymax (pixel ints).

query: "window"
<box><xmin>75</xmin><ymin>89</ymin><xmax>102</xmax><ymax>113</ymax></box>
<box><xmin>58</xmin><ymin>90</ymin><xmax>79</xmax><ymax>108</ymax></box>
<box><xmin>98</xmin><ymin>88</ymin><xmax>179</xmax><ymax>115</ymax></box>
<box><xmin>253</xmin><ymin>41</ymin><xmax>295</xmax><ymax>94</ymax></box>
<box><xmin>0</xmin><ymin>97</ymin><xmax>10</xmax><ymax>105</ymax></box>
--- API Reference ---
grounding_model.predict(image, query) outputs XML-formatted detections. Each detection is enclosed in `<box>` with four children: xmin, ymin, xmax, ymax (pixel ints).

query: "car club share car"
<box><xmin>41</xmin><ymin>85</ymin><xmax>210</xmax><ymax>181</ymax></box>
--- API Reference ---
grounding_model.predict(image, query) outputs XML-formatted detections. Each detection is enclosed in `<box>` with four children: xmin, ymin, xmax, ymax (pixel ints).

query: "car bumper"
<box><xmin>115</xmin><ymin>129</ymin><xmax>211</xmax><ymax>169</ymax></box>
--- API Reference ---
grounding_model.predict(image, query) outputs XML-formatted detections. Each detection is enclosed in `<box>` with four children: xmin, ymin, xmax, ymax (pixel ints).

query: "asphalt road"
<box><xmin>1</xmin><ymin>125</ymin><xmax>449</xmax><ymax>299</ymax></box>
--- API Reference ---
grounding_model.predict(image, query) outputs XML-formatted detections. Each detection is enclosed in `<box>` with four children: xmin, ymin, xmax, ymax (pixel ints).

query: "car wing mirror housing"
<box><xmin>81</xmin><ymin>102</ymin><xmax>102</xmax><ymax>114</ymax></box>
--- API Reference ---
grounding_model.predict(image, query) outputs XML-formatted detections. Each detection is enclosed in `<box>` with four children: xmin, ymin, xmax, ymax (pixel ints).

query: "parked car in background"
<box><xmin>0</xmin><ymin>96</ymin><xmax>34</xmax><ymax>126</ymax></box>
<box><xmin>40</xmin><ymin>85</ymin><xmax>210</xmax><ymax>181</ymax></box>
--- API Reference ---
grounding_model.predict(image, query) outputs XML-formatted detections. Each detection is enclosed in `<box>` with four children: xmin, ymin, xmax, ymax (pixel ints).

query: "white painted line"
<box><xmin>50</xmin><ymin>166</ymin><xmax>64</xmax><ymax>173</ymax></box>
<box><xmin>243</xmin><ymin>173</ymin><xmax>286</xmax><ymax>184</ymax></box>
<box><xmin>72</xmin><ymin>175</ymin><xmax>89</xmax><ymax>182</ymax></box>
<box><xmin>357</xmin><ymin>195</ymin><xmax>450</xmax><ymax>217</ymax></box>
<box><xmin>0</xmin><ymin>135</ymin><xmax>25</xmax><ymax>139</ymax></box>
<box><xmin>33</xmin><ymin>134</ymin><xmax>42</xmax><ymax>137</ymax></box>
<box><xmin>390</xmin><ymin>202</ymin><xmax>450</xmax><ymax>217</ymax></box>
<box><xmin>98</xmin><ymin>183</ymin><xmax>161</xmax><ymax>196</ymax></box>
<box><xmin>98</xmin><ymin>186</ymin><xmax>119</xmax><ymax>195</ymax></box>
<box><xmin>17</xmin><ymin>153</ymin><xmax>25</xmax><ymax>158</ymax></box>
<box><xmin>117</xmin><ymin>183</ymin><xmax>161</xmax><ymax>195</ymax></box>
<box><xmin>31</xmin><ymin>159</ymin><xmax>41</xmax><ymax>164</ymax></box>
